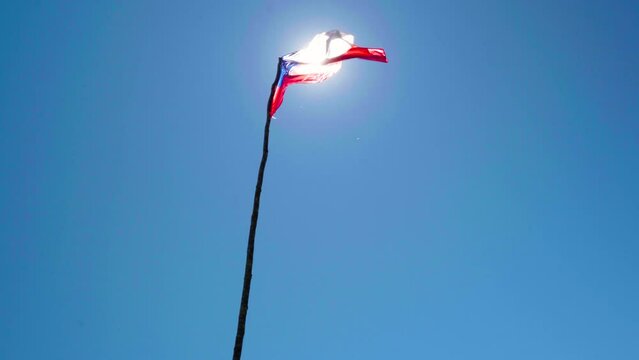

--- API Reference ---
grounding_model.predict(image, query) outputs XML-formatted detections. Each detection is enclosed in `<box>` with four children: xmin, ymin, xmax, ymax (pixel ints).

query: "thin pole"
<box><xmin>232</xmin><ymin>59</ymin><xmax>282</xmax><ymax>360</ymax></box>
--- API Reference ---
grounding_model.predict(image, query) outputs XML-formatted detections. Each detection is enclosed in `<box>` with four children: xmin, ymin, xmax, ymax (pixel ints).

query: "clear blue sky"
<box><xmin>1</xmin><ymin>1</ymin><xmax>638</xmax><ymax>359</ymax></box>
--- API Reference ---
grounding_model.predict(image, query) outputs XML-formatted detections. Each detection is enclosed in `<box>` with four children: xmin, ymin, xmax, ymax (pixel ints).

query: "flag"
<box><xmin>268</xmin><ymin>30</ymin><xmax>387</xmax><ymax>117</ymax></box>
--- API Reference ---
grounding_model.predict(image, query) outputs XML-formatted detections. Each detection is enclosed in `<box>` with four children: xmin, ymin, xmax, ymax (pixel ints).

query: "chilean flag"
<box><xmin>268</xmin><ymin>30</ymin><xmax>387</xmax><ymax>117</ymax></box>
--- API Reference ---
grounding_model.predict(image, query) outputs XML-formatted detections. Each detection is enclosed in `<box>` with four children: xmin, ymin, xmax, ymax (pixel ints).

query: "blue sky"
<box><xmin>1</xmin><ymin>1</ymin><xmax>638</xmax><ymax>359</ymax></box>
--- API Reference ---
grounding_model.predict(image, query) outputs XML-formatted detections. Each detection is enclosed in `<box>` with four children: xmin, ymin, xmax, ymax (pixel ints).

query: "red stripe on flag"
<box><xmin>269</xmin><ymin>85</ymin><xmax>286</xmax><ymax>117</ymax></box>
<box><xmin>325</xmin><ymin>46</ymin><xmax>388</xmax><ymax>64</ymax></box>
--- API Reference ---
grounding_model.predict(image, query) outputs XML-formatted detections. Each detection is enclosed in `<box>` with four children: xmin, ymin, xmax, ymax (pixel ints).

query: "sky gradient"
<box><xmin>1</xmin><ymin>1</ymin><xmax>638</xmax><ymax>359</ymax></box>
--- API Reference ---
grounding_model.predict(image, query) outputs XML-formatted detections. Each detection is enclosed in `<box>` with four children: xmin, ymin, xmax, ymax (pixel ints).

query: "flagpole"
<box><xmin>232</xmin><ymin>59</ymin><xmax>282</xmax><ymax>360</ymax></box>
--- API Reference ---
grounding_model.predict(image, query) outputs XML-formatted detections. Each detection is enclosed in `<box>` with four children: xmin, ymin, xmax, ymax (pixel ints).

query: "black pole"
<box><xmin>232</xmin><ymin>59</ymin><xmax>282</xmax><ymax>360</ymax></box>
